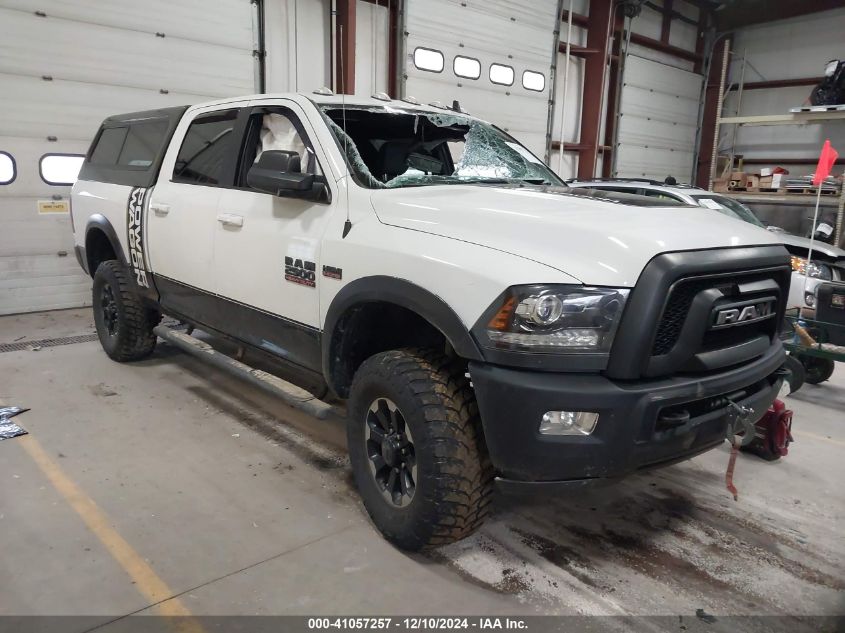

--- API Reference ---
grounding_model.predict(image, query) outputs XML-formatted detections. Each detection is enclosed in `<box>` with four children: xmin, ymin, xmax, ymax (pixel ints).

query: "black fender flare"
<box><xmin>85</xmin><ymin>214</ymin><xmax>127</xmax><ymax>273</ymax></box>
<box><xmin>86</xmin><ymin>212</ymin><xmax>159</xmax><ymax>301</ymax></box>
<box><xmin>321</xmin><ymin>276</ymin><xmax>484</xmax><ymax>390</ymax></box>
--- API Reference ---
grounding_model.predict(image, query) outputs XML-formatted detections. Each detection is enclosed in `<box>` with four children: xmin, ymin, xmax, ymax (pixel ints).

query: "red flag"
<box><xmin>812</xmin><ymin>139</ymin><xmax>839</xmax><ymax>186</ymax></box>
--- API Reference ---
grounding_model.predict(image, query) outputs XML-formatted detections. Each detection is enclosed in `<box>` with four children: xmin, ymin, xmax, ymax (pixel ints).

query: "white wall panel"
<box><xmin>264</xmin><ymin>0</ymin><xmax>330</xmax><ymax>93</ymax></box>
<box><xmin>403</xmin><ymin>0</ymin><xmax>560</xmax><ymax>158</ymax></box>
<box><xmin>0</xmin><ymin>0</ymin><xmax>254</xmax><ymax>50</ymax></box>
<box><xmin>0</xmin><ymin>0</ymin><xmax>256</xmax><ymax>314</ymax></box>
<box><xmin>631</xmin><ymin>5</ymin><xmax>663</xmax><ymax>41</ymax></box>
<box><xmin>0</xmin><ymin>75</ymin><xmax>217</xmax><ymax>142</ymax></box>
<box><xmin>0</xmin><ymin>12</ymin><xmax>253</xmax><ymax>98</ymax></box>
<box><xmin>668</xmin><ymin>18</ymin><xmax>698</xmax><ymax>53</ymax></box>
<box><xmin>614</xmin><ymin>55</ymin><xmax>703</xmax><ymax>181</ymax></box>
<box><xmin>355</xmin><ymin>1</ymin><xmax>390</xmax><ymax>97</ymax></box>
<box><xmin>626</xmin><ymin>42</ymin><xmax>695</xmax><ymax>72</ymax></box>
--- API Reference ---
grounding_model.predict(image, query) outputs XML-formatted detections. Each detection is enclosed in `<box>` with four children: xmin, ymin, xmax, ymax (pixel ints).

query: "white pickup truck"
<box><xmin>71</xmin><ymin>93</ymin><xmax>791</xmax><ymax>549</ymax></box>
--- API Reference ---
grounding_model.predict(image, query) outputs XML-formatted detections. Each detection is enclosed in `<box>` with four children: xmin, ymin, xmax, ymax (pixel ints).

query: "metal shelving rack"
<box><xmin>707</xmin><ymin>42</ymin><xmax>845</xmax><ymax>247</ymax></box>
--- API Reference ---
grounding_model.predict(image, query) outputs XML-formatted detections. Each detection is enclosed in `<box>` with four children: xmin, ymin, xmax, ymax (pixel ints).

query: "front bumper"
<box><xmin>469</xmin><ymin>342</ymin><xmax>785</xmax><ymax>486</ymax></box>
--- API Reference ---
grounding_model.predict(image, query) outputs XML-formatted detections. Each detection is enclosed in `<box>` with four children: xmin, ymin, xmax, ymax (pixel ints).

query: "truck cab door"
<box><xmin>145</xmin><ymin>106</ymin><xmax>241</xmax><ymax>319</ymax></box>
<box><xmin>212</xmin><ymin>100</ymin><xmax>337</xmax><ymax>372</ymax></box>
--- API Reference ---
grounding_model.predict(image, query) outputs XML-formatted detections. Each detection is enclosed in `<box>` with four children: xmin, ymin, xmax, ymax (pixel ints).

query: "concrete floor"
<box><xmin>1</xmin><ymin>308</ymin><xmax>843</xmax><ymax>629</ymax></box>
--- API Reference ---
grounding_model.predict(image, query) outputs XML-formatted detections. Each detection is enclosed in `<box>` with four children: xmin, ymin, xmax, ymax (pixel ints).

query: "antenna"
<box><xmin>340</xmin><ymin>24</ymin><xmax>353</xmax><ymax>239</ymax></box>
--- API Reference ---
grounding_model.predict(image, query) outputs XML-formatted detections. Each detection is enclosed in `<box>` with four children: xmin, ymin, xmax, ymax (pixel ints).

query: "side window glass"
<box><xmin>90</xmin><ymin>127</ymin><xmax>128</xmax><ymax>164</ymax></box>
<box><xmin>644</xmin><ymin>189</ymin><xmax>679</xmax><ymax>201</ymax></box>
<box><xmin>118</xmin><ymin>120</ymin><xmax>170</xmax><ymax>167</ymax></box>
<box><xmin>173</xmin><ymin>109</ymin><xmax>238</xmax><ymax>185</ymax></box>
<box><xmin>240</xmin><ymin>110</ymin><xmax>322</xmax><ymax>189</ymax></box>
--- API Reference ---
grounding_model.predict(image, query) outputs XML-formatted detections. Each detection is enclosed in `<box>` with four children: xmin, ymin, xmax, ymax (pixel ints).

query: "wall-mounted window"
<box><xmin>522</xmin><ymin>70</ymin><xmax>545</xmax><ymax>92</ymax></box>
<box><xmin>0</xmin><ymin>151</ymin><xmax>15</xmax><ymax>185</ymax></box>
<box><xmin>413</xmin><ymin>47</ymin><xmax>444</xmax><ymax>73</ymax></box>
<box><xmin>453</xmin><ymin>55</ymin><xmax>481</xmax><ymax>79</ymax></box>
<box><xmin>40</xmin><ymin>154</ymin><xmax>85</xmax><ymax>186</ymax></box>
<box><xmin>489</xmin><ymin>63</ymin><xmax>514</xmax><ymax>86</ymax></box>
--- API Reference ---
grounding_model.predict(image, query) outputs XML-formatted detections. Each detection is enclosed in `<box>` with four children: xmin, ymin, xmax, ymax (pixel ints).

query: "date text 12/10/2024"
<box><xmin>308</xmin><ymin>618</ymin><xmax>528</xmax><ymax>630</ymax></box>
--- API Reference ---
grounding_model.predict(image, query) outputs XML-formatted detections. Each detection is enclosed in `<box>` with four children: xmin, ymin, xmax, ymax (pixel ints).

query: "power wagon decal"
<box><xmin>127</xmin><ymin>187</ymin><xmax>149</xmax><ymax>288</ymax></box>
<box><xmin>284</xmin><ymin>256</ymin><xmax>316</xmax><ymax>287</ymax></box>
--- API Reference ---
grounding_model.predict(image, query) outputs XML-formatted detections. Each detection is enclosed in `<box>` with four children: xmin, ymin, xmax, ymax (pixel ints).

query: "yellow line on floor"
<box><xmin>792</xmin><ymin>430</ymin><xmax>845</xmax><ymax>448</ymax></box>
<box><xmin>16</xmin><ymin>432</ymin><xmax>206</xmax><ymax>633</ymax></box>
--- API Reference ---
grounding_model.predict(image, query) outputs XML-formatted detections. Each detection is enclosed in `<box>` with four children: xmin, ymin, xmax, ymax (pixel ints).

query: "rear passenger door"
<box><xmin>146</xmin><ymin>105</ymin><xmax>241</xmax><ymax>318</ymax></box>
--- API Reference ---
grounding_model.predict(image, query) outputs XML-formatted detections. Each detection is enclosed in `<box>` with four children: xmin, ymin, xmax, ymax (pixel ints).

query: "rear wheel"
<box><xmin>92</xmin><ymin>261</ymin><xmax>159</xmax><ymax>361</ymax></box>
<box><xmin>347</xmin><ymin>348</ymin><xmax>493</xmax><ymax>550</ymax></box>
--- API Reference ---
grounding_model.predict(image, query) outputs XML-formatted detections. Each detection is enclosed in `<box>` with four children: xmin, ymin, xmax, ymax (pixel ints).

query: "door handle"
<box><xmin>217</xmin><ymin>213</ymin><xmax>244</xmax><ymax>227</ymax></box>
<box><xmin>150</xmin><ymin>202</ymin><xmax>170</xmax><ymax>216</ymax></box>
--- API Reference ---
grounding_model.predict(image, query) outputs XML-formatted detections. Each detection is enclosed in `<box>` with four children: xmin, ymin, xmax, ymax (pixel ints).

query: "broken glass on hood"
<box><xmin>320</xmin><ymin>105</ymin><xmax>562</xmax><ymax>189</ymax></box>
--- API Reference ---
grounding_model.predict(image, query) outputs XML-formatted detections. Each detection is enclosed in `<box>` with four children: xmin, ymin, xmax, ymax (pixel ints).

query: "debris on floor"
<box><xmin>0</xmin><ymin>406</ymin><xmax>29</xmax><ymax>440</ymax></box>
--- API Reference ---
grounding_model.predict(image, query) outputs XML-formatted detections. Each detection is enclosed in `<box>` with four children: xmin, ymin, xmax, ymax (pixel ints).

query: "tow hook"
<box><xmin>724</xmin><ymin>399</ymin><xmax>755</xmax><ymax>501</ymax></box>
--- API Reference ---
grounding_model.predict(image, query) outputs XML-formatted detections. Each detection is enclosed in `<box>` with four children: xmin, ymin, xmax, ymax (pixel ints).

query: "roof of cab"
<box><xmin>182</xmin><ymin>92</ymin><xmax>481</xmax><ymax>120</ymax></box>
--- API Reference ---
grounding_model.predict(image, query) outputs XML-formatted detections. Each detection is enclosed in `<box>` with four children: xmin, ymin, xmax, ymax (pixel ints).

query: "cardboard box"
<box><xmin>744</xmin><ymin>175</ymin><xmax>759</xmax><ymax>189</ymax></box>
<box><xmin>760</xmin><ymin>174</ymin><xmax>785</xmax><ymax>189</ymax></box>
<box><xmin>730</xmin><ymin>170</ymin><xmax>746</xmax><ymax>181</ymax></box>
<box><xmin>713</xmin><ymin>179</ymin><xmax>730</xmax><ymax>193</ymax></box>
<box><xmin>760</xmin><ymin>167</ymin><xmax>772</xmax><ymax>177</ymax></box>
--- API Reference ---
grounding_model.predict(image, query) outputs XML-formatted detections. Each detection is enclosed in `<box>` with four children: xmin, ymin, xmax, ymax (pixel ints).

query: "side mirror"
<box><xmin>247</xmin><ymin>150</ymin><xmax>315</xmax><ymax>196</ymax></box>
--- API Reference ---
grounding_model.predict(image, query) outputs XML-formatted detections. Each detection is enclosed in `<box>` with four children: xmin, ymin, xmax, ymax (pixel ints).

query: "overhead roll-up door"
<box><xmin>614</xmin><ymin>55</ymin><xmax>704</xmax><ymax>183</ymax></box>
<box><xmin>0</xmin><ymin>0</ymin><xmax>257</xmax><ymax>314</ymax></box>
<box><xmin>402</xmin><ymin>0</ymin><xmax>559</xmax><ymax>158</ymax></box>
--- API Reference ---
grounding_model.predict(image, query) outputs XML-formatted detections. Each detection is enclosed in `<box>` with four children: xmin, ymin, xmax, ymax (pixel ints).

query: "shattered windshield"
<box><xmin>320</xmin><ymin>105</ymin><xmax>563</xmax><ymax>189</ymax></box>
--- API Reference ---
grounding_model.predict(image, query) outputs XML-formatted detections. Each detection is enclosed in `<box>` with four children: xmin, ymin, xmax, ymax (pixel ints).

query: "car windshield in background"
<box><xmin>576</xmin><ymin>188</ymin><xmax>689</xmax><ymax>207</ymax></box>
<box><xmin>320</xmin><ymin>105</ymin><xmax>563</xmax><ymax>189</ymax></box>
<box><xmin>691</xmin><ymin>195</ymin><xmax>765</xmax><ymax>228</ymax></box>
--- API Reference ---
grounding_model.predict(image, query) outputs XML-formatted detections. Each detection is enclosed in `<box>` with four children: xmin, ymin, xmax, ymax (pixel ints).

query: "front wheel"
<box><xmin>347</xmin><ymin>348</ymin><xmax>493</xmax><ymax>550</ymax></box>
<box><xmin>800</xmin><ymin>355</ymin><xmax>835</xmax><ymax>385</ymax></box>
<box><xmin>92</xmin><ymin>261</ymin><xmax>159</xmax><ymax>362</ymax></box>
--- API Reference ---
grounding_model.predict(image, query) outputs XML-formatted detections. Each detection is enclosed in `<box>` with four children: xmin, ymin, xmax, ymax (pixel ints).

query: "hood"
<box><xmin>775</xmin><ymin>231</ymin><xmax>845</xmax><ymax>261</ymax></box>
<box><xmin>370</xmin><ymin>185</ymin><xmax>784</xmax><ymax>287</ymax></box>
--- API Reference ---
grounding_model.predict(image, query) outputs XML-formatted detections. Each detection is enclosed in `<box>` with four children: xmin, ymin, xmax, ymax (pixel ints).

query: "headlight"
<box><xmin>483</xmin><ymin>285</ymin><xmax>630</xmax><ymax>353</ymax></box>
<box><xmin>791</xmin><ymin>256</ymin><xmax>832</xmax><ymax>280</ymax></box>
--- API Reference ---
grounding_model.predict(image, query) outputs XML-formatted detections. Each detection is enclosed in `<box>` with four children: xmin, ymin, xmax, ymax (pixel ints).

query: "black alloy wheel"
<box><xmin>364</xmin><ymin>397</ymin><xmax>417</xmax><ymax>507</ymax></box>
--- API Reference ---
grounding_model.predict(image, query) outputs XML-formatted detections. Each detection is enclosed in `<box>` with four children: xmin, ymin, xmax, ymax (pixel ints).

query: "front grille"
<box><xmin>651</xmin><ymin>271</ymin><xmax>781</xmax><ymax>358</ymax></box>
<box><xmin>652</xmin><ymin>277</ymin><xmax>733</xmax><ymax>355</ymax></box>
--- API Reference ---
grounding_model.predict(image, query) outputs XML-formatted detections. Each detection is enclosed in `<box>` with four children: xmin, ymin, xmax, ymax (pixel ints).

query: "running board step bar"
<box><xmin>153</xmin><ymin>325</ymin><xmax>335</xmax><ymax>420</ymax></box>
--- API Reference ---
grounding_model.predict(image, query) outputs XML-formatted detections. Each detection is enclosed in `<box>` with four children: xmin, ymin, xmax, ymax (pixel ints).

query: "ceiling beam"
<box><xmin>726</xmin><ymin>77</ymin><xmax>822</xmax><ymax>91</ymax></box>
<box><xmin>714</xmin><ymin>0</ymin><xmax>845</xmax><ymax>30</ymax></box>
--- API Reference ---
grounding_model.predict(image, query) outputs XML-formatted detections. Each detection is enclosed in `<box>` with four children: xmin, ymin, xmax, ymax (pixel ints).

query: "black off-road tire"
<box><xmin>784</xmin><ymin>354</ymin><xmax>806</xmax><ymax>394</ymax></box>
<box><xmin>800</xmin><ymin>355</ymin><xmax>835</xmax><ymax>385</ymax></box>
<box><xmin>92</xmin><ymin>261</ymin><xmax>159</xmax><ymax>362</ymax></box>
<box><xmin>347</xmin><ymin>348</ymin><xmax>494</xmax><ymax>550</ymax></box>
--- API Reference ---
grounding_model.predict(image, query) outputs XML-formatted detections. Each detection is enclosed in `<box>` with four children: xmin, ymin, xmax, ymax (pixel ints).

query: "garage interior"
<box><xmin>1</xmin><ymin>0</ymin><xmax>844</xmax><ymax>631</ymax></box>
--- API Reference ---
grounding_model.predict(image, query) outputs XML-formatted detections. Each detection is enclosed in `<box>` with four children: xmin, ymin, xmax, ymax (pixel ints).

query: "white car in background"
<box><xmin>567</xmin><ymin>178</ymin><xmax>845</xmax><ymax>314</ymax></box>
